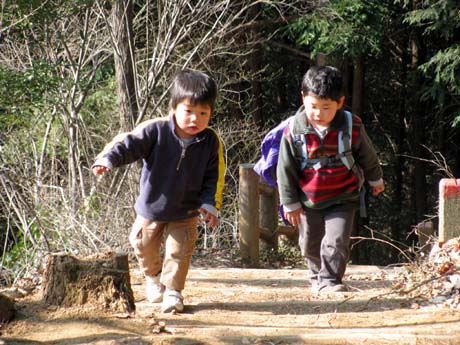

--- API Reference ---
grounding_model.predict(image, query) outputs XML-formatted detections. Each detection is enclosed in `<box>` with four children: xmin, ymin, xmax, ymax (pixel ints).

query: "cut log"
<box><xmin>42</xmin><ymin>252</ymin><xmax>135</xmax><ymax>313</ymax></box>
<box><xmin>0</xmin><ymin>293</ymin><xmax>15</xmax><ymax>324</ymax></box>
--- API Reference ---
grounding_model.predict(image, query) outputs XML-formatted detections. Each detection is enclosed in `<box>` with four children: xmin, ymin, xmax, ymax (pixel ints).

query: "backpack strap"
<box><xmin>338</xmin><ymin>111</ymin><xmax>354</xmax><ymax>170</ymax></box>
<box><xmin>340</xmin><ymin>111</ymin><xmax>367</xmax><ymax>217</ymax></box>
<box><xmin>290</xmin><ymin>113</ymin><xmax>353</xmax><ymax>172</ymax></box>
<box><xmin>338</xmin><ymin>111</ymin><xmax>365</xmax><ymax>186</ymax></box>
<box><xmin>289</xmin><ymin>118</ymin><xmax>308</xmax><ymax>170</ymax></box>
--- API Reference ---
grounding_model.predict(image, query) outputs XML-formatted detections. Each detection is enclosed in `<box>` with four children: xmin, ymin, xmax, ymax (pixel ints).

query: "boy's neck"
<box><xmin>311</xmin><ymin>123</ymin><xmax>329</xmax><ymax>132</ymax></box>
<box><xmin>180</xmin><ymin>136</ymin><xmax>195</xmax><ymax>144</ymax></box>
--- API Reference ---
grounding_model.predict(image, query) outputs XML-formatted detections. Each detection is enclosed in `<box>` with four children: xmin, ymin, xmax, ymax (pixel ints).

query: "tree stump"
<box><xmin>0</xmin><ymin>293</ymin><xmax>15</xmax><ymax>325</ymax></box>
<box><xmin>42</xmin><ymin>252</ymin><xmax>135</xmax><ymax>313</ymax></box>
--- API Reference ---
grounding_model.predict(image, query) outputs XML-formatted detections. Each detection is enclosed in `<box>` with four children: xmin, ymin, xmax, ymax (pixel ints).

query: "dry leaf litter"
<box><xmin>394</xmin><ymin>237</ymin><xmax>460</xmax><ymax>309</ymax></box>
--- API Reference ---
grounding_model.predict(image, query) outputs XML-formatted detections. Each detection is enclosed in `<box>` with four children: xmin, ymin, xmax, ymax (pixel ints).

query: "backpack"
<box><xmin>254</xmin><ymin>110</ymin><xmax>360</xmax><ymax>187</ymax></box>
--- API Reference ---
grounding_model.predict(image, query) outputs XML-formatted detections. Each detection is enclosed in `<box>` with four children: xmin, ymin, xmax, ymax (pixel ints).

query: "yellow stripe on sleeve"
<box><xmin>209</xmin><ymin>127</ymin><xmax>226</xmax><ymax>210</ymax></box>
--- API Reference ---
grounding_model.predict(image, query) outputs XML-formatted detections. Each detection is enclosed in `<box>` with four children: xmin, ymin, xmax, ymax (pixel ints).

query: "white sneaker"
<box><xmin>145</xmin><ymin>275</ymin><xmax>164</xmax><ymax>303</ymax></box>
<box><xmin>162</xmin><ymin>288</ymin><xmax>184</xmax><ymax>313</ymax></box>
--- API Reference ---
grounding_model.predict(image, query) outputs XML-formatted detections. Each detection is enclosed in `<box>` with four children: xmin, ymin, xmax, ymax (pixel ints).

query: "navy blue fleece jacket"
<box><xmin>93</xmin><ymin>115</ymin><xmax>225</xmax><ymax>221</ymax></box>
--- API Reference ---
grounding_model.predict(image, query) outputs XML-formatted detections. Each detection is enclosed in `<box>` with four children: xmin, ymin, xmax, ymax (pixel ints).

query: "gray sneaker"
<box><xmin>319</xmin><ymin>284</ymin><xmax>348</xmax><ymax>293</ymax></box>
<box><xmin>162</xmin><ymin>288</ymin><xmax>184</xmax><ymax>313</ymax></box>
<box><xmin>310</xmin><ymin>280</ymin><xmax>320</xmax><ymax>293</ymax></box>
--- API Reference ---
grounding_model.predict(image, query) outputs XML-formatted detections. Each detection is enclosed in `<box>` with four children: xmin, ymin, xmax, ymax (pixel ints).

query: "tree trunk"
<box><xmin>349</xmin><ymin>56</ymin><xmax>366</xmax><ymax>263</ymax></box>
<box><xmin>352</xmin><ymin>55</ymin><xmax>364</xmax><ymax>118</ymax></box>
<box><xmin>248</xmin><ymin>3</ymin><xmax>263</xmax><ymax>127</ymax></box>
<box><xmin>410</xmin><ymin>34</ymin><xmax>427</xmax><ymax>223</ymax></box>
<box><xmin>341</xmin><ymin>59</ymin><xmax>352</xmax><ymax>106</ymax></box>
<box><xmin>316</xmin><ymin>53</ymin><xmax>327</xmax><ymax>66</ymax></box>
<box><xmin>112</xmin><ymin>0</ymin><xmax>138</xmax><ymax>130</ymax></box>
<box><xmin>453</xmin><ymin>137</ymin><xmax>460</xmax><ymax>178</ymax></box>
<box><xmin>391</xmin><ymin>44</ymin><xmax>409</xmax><ymax>242</ymax></box>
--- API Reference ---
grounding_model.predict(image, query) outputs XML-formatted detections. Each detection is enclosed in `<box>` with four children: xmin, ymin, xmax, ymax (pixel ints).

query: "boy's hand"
<box><xmin>92</xmin><ymin>165</ymin><xmax>110</xmax><ymax>176</ymax></box>
<box><xmin>198</xmin><ymin>208</ymin><xmax>218</xmax><ymax>228</ymax></box>
<box><xmin>371</xmin><ymin>182</ymin><xmax>385</xmax><ymax>196</ymax></box>
<box><xmin>284</xmin><ymin>207</ymin><xmax>304</xmax><ymax>227</ymax></box>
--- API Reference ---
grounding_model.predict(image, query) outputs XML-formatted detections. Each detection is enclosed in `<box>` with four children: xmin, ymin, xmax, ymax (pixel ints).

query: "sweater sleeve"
<box><xmin>93</xmin><ymin>120</ymin><xmax>158</xmax><ymax>169</ymax></box>
<box><xmin>353</xmin><ymin>124</ymin><xmax>383</xmax><ymax>183</ymax></box>
<box><xmin>276</xmin><ymin>127</ymin><xmax>302</xmax><ymax>206</ymax></box>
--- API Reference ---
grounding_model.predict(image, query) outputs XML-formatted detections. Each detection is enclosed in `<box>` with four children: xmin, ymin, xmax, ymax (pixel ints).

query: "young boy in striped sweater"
<box><xmin>277</xmin><ymin>66</ymin><xmax>384</xmax><ymax>293</ymax></box>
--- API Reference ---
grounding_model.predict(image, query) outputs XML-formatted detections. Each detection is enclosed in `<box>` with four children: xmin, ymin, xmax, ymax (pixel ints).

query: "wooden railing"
<box><xmin>238</xmin><ymin>163</ymin><xmax>297</xmax><ymax>267</ymax></box>
<box><xmin>237</xmin><ymin>167</ymin><xmax>460</xmax><ymax>267</ymax></box>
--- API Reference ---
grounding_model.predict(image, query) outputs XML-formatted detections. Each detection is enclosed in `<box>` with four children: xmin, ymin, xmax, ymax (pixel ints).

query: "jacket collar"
<box><xmin>292</xmin><ymin>106</ymin><xmax>346</xmax><ymax>134</ymax></box>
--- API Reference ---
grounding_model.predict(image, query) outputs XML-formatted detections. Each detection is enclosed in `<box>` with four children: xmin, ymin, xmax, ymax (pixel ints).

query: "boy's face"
<box><xmin>302</xmin><ymin>92</ymin><xmax>345</xmax><ymax>130</ymax></box>
<box><xmin>173</xmin><ymin>99</ymin><xmax>212</xmax><ymax>139</ymax></box>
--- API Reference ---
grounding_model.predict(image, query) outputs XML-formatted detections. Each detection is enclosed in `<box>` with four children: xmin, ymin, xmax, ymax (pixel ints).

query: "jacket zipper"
<box><xmin>176</xmin><ymin>140</ymin><xmax>186</xmax><ymax>171</ymax></box>
<box><xmin>175</xmin><ymin>136</ymin><xmax>205</xmax><ymax>171</ymax></box>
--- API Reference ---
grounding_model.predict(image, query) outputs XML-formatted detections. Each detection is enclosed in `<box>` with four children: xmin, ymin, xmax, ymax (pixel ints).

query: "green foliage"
<box><xmin>3</xmin><ymin>0</ymin><xmax>97</xmax><ymax>26</ymax></box>
<box><xmin>0</xmin><ymin>62</ymin><xmax>61</xmax><ymax>130</ymax></box>
<box><xmin>284</xmin><ymin>0</ymin><xmax>388</xmax><ymax>59</ymax></box>
<box><xmin>80</xmin><ymin>65</ymin><xmax>118</xmax><ymax>128</ymax></box>
<box><xmin>421</xmin><ymin>46</ymin><xmax>460</xmax><ymax>93</ymax></box>
<box><xmin>403</xmin><ymin>0</ymin><xmax>460</xmax><ymax>128</ymax></box>
<box><xmin>403</xmin><ymin>0</ymin><xmax>460</xmax><ymax>40</ymax></box>
<box><xmin>2</xmin><ymin>225</ymin><xmax>39</xmax><ymax>269</ymax></box>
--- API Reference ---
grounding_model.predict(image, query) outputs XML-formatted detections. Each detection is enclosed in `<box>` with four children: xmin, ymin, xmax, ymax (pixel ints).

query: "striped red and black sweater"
<box><xmin>277</xmin><ymin>106</ymin><xmax>383</xmax><ymax>210</ymax></box>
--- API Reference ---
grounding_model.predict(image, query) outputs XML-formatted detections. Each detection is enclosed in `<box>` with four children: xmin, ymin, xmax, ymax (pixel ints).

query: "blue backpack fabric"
<box><xmin>253</xmin><ymin>116</ymin><xmax>295</xmax><ymax>187</ymax></box>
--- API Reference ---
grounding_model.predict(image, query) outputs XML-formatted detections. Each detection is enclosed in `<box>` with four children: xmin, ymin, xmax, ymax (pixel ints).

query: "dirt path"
<box><xmin>2</xmin><ymin>263</ymin><xmax>460</xmax><ymax>345</ymax></box>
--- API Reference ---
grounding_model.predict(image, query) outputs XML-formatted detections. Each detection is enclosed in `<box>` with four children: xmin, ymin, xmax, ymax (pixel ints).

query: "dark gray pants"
<box><xmin>298</xmin><ymin>203</ymin><xmax>357</xmax><ymax>288</ymax></box>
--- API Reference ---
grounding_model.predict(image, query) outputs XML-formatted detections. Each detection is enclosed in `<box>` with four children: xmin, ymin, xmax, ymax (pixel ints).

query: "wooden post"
<box><xmin>259</xmin><ymin>181</ymin><xmax>278</xmax><ymax>252</ymax></box>
<box><xmin>439</xmin><ymin>179</ymin><xmax>460</xmax><ymax>242</ymax></box>
<box><xmin>238</xmin><ymin>163</ymin><xmax>260</xmax><ymax>267</ymax></box>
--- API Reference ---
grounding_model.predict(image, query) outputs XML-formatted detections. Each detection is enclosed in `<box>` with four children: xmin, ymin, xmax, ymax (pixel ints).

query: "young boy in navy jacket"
<box><xmin>277</xmin><ymin>66</ymin><xmax>384</xmax><ymax>293</ymax></box>
<box><xmin>92</xmin><ymin>69</ymin><xmax>225</xmax><ymax>312</ymax></box>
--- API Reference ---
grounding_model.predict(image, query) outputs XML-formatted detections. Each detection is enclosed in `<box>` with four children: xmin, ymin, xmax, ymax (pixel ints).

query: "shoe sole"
<box><xmin>162</xmin><ymin>304</ymin><xmax>184</xmax><ymax>313</ymax></box>
<box><xmin>147</xmin><ymin>296</ymin><xmax>163</xmax><ymax>303</ymax></box>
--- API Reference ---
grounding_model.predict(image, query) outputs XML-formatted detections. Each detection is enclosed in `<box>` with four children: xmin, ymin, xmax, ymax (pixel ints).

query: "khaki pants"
<box><xmin>129</xmin><ymin>215</ymin><xmax>199</xmax><ymax>291</ymax></box>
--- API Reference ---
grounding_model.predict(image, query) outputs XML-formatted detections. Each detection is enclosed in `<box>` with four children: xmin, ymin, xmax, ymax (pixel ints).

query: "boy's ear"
<box><xmin>338</xmin><ymin>96</ymin><xmax>345</xmax><ymax>109</ymax></box>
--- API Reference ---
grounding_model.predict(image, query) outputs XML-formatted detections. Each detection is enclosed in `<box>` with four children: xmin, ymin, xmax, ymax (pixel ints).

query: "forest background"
<box><xmin>1</xmin><ymin>0</ymin><xmax>460</xmax><ymax>286</ymax></box>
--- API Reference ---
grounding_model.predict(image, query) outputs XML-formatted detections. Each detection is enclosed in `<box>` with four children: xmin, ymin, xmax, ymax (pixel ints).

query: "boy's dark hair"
<box><xmin>301</xmin><ymin>66</ymin><xmax>344</xmax><ymax>102</ymax></box>
<box><xmin>169</xmin><ymin>69</ymin><xmax>218</xmax><ymax>111</ymax></box>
